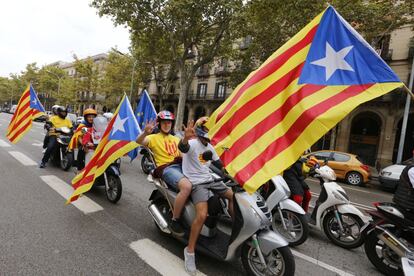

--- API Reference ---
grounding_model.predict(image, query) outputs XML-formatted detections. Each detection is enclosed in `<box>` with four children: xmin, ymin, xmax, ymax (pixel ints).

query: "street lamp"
<box><xmin>45</xmin><ymin>70</ymin><xmax>62</xmax><ymax>95</ymax></box>
<box><xmin>130</xmin><ymin>60</ymin><xmax>138</xmax><ymax>101</ymax></box>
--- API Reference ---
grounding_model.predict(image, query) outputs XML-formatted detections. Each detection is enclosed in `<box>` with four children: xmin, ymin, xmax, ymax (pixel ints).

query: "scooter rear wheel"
<box><xmin>322</xmin><ymin>212</ymin><xmax>364</xmax><ymax>249</ymax></box>
<box><xmin>105</xmin><ymin>174</ymin><xmax>122</xmax><ymax>204</ymax></box>
<box><xmin>364</xmin><ymin>225</ymin><xmax>403</xmax><ymax>276</ymax></box>
<box><xmin>241</xmin><ymin>243</ymin><xmax>295</xmax><ymax>276</ymax></box>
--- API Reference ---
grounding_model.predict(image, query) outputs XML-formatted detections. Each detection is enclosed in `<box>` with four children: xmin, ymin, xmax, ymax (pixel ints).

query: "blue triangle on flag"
<box><xmin>29</xmin><ymin>85</ymin><xmax>46</xmax><ymax>112</ymax></box>
<box><xmin>298</xmin><ymin>6</ymin><xmax>400</xmax><ymax>86</ymax></box>
<box><xmin>109</xmin><ymin>97</ymin><xmax>141</xmax><ymax>141</ymax></box>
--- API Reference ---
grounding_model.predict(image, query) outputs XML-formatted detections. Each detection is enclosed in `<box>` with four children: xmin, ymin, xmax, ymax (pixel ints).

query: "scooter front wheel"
<box><xmin>322</xmin><ymin>212</ymin><xmax>364</xmax><ymax>249</ymax></box>
<box><xmin>61</xmin><ymin>150</ymin><xmax>73</xmax><ymax>171</ymax></box>
<box><xmin>241</xmin><ymin>243</ymin><xmax>295</xmax><ymax>276</ymax></box>
<box><xmin>272</xmin><ymin>209</ymin><xmax>309</xmax><ymax>247</ymax></box>
<box><xmin>105</xmin><ymin>174</ymin><xmax>122</xmax><ymax>203</ymax></box>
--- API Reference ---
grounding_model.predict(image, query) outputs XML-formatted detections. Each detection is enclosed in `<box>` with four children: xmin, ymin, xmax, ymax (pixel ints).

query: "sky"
<box><xmin>0</xmin><ymin>0</ymin><xmax>131</xmax><ymax>77</ymax></box>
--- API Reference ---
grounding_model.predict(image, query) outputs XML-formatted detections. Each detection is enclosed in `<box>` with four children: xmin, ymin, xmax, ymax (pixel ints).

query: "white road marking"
<box><xmin>40</xmin><ymin>175</ymin><xmax>103</xmax><ymax>214</ymax></box>
<box><xmin>292</xmin><ymin>249</ymin><xmax>355</xmax><ymax>276</ymax></box>
<box><xmin>32</xmin><ymin>140</ymin><xmax>43</xmax><ymax>147</ymax></box>
<box><xmin>0</xmin><ymin>139</ymin><xmax>11</xmax><ymax>147</ymax></box>
<box><xmin>8</xmin><ymin>151</ymin><xmax>37</xmax><ymax>166</ymax></box>
<box><xmin>129</xmin><ymin>239</ymin><xmax>206</xmax><ymax>276</ymax></box>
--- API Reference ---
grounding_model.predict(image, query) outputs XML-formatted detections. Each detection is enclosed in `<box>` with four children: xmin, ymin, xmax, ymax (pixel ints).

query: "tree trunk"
<box><xmin>175</xmin><ymin>71</ymin><xmax>193</xmax><ymax>132</ymax></box>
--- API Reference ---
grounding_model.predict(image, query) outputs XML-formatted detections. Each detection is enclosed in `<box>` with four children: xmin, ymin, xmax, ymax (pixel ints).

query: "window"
<box><xmin>215</xmin><ymin>82</ymin><xmax>226</xmax><ymax>98</ymax></box>
<box><xmin>313</xmin><ymin>151</ymin><xmax>332</xmax><ymax>161</ymax></box>
<box><xmin>333</xmin><ymin>153</ymin><xmax>350</xmax><ymax>162</ymax></box>
<box><xmin>197</xmin><ymin>83</ymin><xmax>207</xmax><ymax>98</ymax></box>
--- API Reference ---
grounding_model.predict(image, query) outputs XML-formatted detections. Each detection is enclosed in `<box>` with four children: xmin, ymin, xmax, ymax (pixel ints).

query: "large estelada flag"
<box><xmin>6</xmin><ymin>84</ymin><xmax>45</xmax><ymax>143</ymax></box>
<box><xmin>67</xmin><ymin>95</ymin><xmax>140</xmax><ymax>203</ymax></box>
<box><xmin>206</xmin><ymin>6</ymin><xmax>403</xmax><ymax>194</ymax></box>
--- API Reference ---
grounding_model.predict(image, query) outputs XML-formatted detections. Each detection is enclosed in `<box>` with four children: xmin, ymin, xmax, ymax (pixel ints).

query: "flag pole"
<box><xmin>396</xmin><ymin>57</ymin><xmax>414</xmax><ymax>163</ymax></box>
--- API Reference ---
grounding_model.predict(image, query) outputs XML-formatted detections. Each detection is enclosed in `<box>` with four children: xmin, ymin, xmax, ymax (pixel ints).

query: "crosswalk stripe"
<box><xmin>0</xmin><ymin>139</ymin><xmax>11</xmax><ymax>147</ymax></box>
<box><xmin>8</xmin><ymin>151</ymin><xmax>37</xmax><ymax>166</ymax></box>
<box><xmin>40</xmin><ymin>175</ymin><xmax>103</xmax><ymax>214</ymax></box>
<box><xmin>129</xmin><ymin>239</ymin><xmax>206</xmax><ymax>276</ymax></box>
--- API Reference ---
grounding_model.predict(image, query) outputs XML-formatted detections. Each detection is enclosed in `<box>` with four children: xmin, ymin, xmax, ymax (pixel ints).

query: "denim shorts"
<box><xmin>162</xmin><ymin>164</ymin><xmax>185</xmax><ymax>189</ymax></box>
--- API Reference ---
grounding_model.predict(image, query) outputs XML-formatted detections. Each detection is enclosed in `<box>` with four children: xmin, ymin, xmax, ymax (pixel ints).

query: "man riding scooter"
<box><xmin>283</xmin><ymin>155</ymin><xmax>319</xmax><ymax>213</ymax></box>
<box><xmin>178</xmin><ymin>117</ymin><xmax>234</xmax><ymax>275</ymax></box>
<box><xmin>136</xmin><ymin>110</ymin><xmax>192</xmax><ymax>237</ymax></box>
<box><xmin>68</xmin><ymin>108</ymin><xmax>97</xmax><ymax>170</ymax></box>
<box><xmin>42</xmin><ymin>104</ymin><xmax>60</xmax><ymax>150</ymax></box>
<box><xmin>40</xmin><ymin>106</ymin><xmax>73</xmax><ymax>168</ymax></box>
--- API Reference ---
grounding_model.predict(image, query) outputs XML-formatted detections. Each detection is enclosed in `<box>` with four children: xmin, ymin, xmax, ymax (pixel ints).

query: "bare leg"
<box><xmin>172</xmin><ymin>178</ymin><xmax>192</xmax><ymax>220</ymax></box>
<box><xmin>187</xmin><ymin>202</ymin><xmax>208</xmax><ymax>253</ymax></box>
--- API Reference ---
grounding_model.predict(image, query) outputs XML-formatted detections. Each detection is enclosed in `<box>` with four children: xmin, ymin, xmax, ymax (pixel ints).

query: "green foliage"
<box><xmin>229</xmin><ymin>0</ymin><xmax>414</xmax><ymax>87</ymax></box>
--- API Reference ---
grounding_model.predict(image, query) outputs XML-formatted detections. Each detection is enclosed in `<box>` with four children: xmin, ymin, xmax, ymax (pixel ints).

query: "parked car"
<box><xmin>378</xmin><ymin>158</ymin><xmax>413</xmax><ymax>191</ymax></box>
<box><xmin>9</xmin><ymin>105</ymin><xmax>17</xmax><ymax>114</ymax></box>
<box><xmin>304</xmin><ymin>150</ymin><xmax>371</xmax><ymax>186</ymax></box>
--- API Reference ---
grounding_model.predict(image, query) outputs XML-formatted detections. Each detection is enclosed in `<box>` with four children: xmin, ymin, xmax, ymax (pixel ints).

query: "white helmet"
<box><xmin>102</xmin><ymin>112</ymin><xmax>114</xmax><ymax>121</ymax></box>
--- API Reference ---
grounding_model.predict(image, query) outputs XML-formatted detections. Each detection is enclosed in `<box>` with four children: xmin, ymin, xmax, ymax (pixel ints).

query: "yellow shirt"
<box><xmin>49</xmin><ymin>116</ymin><xmax>73</xmax><ymax>135</ymax></box>
<box><xmin>147</xmin><ymin>133</ymin><xmax>180</xmax><ymax>166</ymax></box>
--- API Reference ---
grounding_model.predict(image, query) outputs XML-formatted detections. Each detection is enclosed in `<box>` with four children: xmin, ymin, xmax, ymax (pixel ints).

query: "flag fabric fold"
<box><xmin>6</xmin><ymin>84</ymin><xmax>45</xmax><ymax>143</ymax></box>
<box><xmin>128</xmin><ymin>90</ymin><xmax>157</xmax><ymax>161</ymax></box>
<box><xmin>206</xmin><ymin>6</ymin><xmax>403</xmax><ymax>194</ymax></box>
<box><xmin>67</xmin><ymin>95</ymin><xmax>141</xmax><ymax>203</ymax></box>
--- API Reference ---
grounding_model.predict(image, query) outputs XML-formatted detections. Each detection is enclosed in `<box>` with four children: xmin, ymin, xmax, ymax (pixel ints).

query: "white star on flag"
<box><xmin>111</xmin><ymin>115</ymin><xmax>128</xmax><ymax>135</ymax></box>
<box><xmin>311</xmin><ymin>42</ymin><xmax>354</xmax><ymax>81</ymax></box>
<box><xmin>32</xmin><ymin>99</ymin><xmax>37</xmax><ymax>105</ymax></box>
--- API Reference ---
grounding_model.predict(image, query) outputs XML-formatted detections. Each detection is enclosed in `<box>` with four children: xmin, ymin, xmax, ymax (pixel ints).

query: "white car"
<box><xmin>379</xmin><ymin>158</ymin><xmax>414</xmax><ymax>191</ymax></box>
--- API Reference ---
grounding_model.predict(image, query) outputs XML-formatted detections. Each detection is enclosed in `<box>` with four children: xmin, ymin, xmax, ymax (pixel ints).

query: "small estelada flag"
<box><xmin>6</xmin><ymin>84</ymin><xmax>45</xmax><ymax>143</ymax></box>
<box><xmin>67</xmin><ymin>95</ymin><xmax>140</xmax><ymax>203</ymax></box>
<box><xmin>206</xmin><ymin>6</ymin><xmax>403</xmax><ymax>194</ymax></box>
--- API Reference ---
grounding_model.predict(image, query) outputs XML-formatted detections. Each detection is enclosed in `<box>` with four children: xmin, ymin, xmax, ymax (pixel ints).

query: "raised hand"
<box><xmin>183</xmin><ymin>120</ymin><xmax>195</xmax><ymax>141</ymax></box>
<box><xmin>144</xmin><ymin>119</ymin><xmax>157</xmax><ymax>135</ymax></box>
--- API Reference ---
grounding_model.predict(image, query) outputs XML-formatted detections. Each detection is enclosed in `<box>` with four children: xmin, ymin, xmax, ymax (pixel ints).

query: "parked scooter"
<box><xmin>261</xmin><ymin>176</ymin><xmax>309</xmax><ymax>246</ymax></box>
<box><xmin>362</xmin><ymin>202</ymin><xmax>414</xmax><ymax>276</ymax></box>
<box><xmin>307</xmin><ymin>165</ymin><xmax>369</xmax><ymax>249</ymax></box>
<box><xmin>82</xmin><ymin>116</ymin><xmax>122</xmax><ymax>203</ymax></box>
<box><xmin>49</xmin><ymin>126</ymin><xmax>73</xmax><ymax>171</ymax></box>
<box><xmin>146</xmin><ymin>154</ymin><xmax>295</xmax><ymax>275</ymax></box>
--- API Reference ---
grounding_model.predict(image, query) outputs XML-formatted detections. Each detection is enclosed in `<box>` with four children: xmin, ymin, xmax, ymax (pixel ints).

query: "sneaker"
<box><xmin>184</xmin><ymin>247</ymin><xmax>196</xmax><ymax>275</ymax></box>
<box><xmin>170</xmin><ymin>219</ymin><xmax>185</xmax><ymax>237</ymax></box>
<box><xmin>39</xmin><ymin>162</ymin><xmax>46</xmax><ymax>168</ymax></box>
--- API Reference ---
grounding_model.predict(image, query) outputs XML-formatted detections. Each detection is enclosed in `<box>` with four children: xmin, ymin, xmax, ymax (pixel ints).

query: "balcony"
<box><xmin>214</xmin><ymin>65</ymin><xmax>230</xmax><ymax>77</ymax></box>
<box><xmin>187</xmin><ymin>93</ymin><xmax>227</xmax><ymax>101</ymax></box>
<box><xmin>196</xmin><ymin>66</ymin><xmax>210</xmax><ymax>78</ymax></box>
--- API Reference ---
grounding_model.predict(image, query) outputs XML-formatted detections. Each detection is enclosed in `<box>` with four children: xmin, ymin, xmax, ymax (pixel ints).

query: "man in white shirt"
<box><xmin>178</xmin><ymin>117</ymin><xmax>234</xmax><ymax>275</ymax></box>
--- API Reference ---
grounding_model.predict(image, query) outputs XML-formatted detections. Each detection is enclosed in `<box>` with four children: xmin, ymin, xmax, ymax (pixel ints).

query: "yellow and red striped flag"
<box><xmin>206</xmin><ymin>6</ymin><xmax>403</xmax><ymax>194</ymax></box>
<box><xmin>67</xmin><ymin>95</ymin><xmax>140</xmax><ymax>203</ymax></box>
<box><xmin>6</xmin><ymin>84</ymin><xmax>45</xmax><ymax>143</ymax></box>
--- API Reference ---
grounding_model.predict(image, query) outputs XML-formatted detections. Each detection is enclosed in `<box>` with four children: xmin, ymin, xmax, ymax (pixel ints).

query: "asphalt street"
<box><xmin>0</xmin><ymin>112</ymin><xmax>390</xmax><ymax>276</ymax></box>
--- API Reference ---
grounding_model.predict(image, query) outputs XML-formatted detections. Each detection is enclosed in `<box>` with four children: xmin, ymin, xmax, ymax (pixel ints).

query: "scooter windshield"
<box><xmin>92</xmin><ymin>116</ymin><xmax>108</xmax><ymax>144</ymax></box>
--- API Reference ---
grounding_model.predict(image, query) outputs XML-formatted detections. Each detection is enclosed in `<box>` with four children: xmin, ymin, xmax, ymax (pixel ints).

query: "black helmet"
<box><xmin>57</xmin><ymin>106</ymin><xmax>67</xmax><ymax>119</ymax></box>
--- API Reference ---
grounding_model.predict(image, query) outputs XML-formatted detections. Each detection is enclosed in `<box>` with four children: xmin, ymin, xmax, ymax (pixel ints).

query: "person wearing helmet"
<box><xmin>40</xmin><ymin>106</ymin><xmax>73</xmax><ymax>168</ymax></box>
<box><xmin>42</xmin><ymin>104</ymin><xmax>62</xmax><ymax>149</ymax></box>
<box><xmin>178</xmin><ymin>117</ymin><xmax>234</xmax><ymax>274</ymax></box>
<box><xmin>136</xmin><ymin>110</ymin><xmax>191</xmax><ymax>237</ymax></box>
<box><xmin>68</xmin><ymin>108</ymin><xmax>98</xmax><ymax>170</ymax></box>
<box><xmin>283</xmin><ymin>155</ymin><xmax>319</xmax><ymax>213</ymax></box>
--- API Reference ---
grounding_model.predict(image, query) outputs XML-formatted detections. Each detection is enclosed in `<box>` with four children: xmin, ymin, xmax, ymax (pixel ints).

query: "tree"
<box><xmin>91</xmin><ymin>0</ymin><xmax>242</xmax><ymax>130</ymax></box>
<box><xmin>230</xmin><ymin>0</ymin><xmax>414</xmax><ymax>86</ymax></box>
<box><xmin>72</xmin><ymin>55</ymin><xmax>101</xmax><ymax>107</ymax></box>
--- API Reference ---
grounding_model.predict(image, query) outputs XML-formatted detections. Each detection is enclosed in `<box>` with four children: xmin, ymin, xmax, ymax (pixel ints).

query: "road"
<box><xmin>0</xmin><ymin>112</ymin><xmax>390</xmax><ymax>276</ymax></box>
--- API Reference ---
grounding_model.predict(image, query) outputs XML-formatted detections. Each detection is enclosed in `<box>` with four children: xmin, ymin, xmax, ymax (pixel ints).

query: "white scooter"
<box><xmin>146</xmin><ymin>148</ymin><xmax>295</xmax><ymax>275</ymax></box>
<box><xmin>262</xmin><ymin>176</ymin><xmax>309</xmax><ymax>246</ymax></box>
<box><xmin>307</xmin><ymin>165</ymin><xmax>370</xmax><ymax>249</ymax></box>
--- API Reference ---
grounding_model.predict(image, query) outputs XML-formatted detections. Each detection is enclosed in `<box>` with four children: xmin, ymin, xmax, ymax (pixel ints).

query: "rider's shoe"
<box><xmin>39</xmin><ymin>162</ymin><xmax>46</xmax><ymax>168</ymax></box>
<box><xmin>170</xmin><ymin>219</ymin><xmax>185</xmax><ymax>237</ymax></box>
<box><xmin>184</xmin><ymin>247</ymin><xmax>196</xmax><ymax>276</ymax></box>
